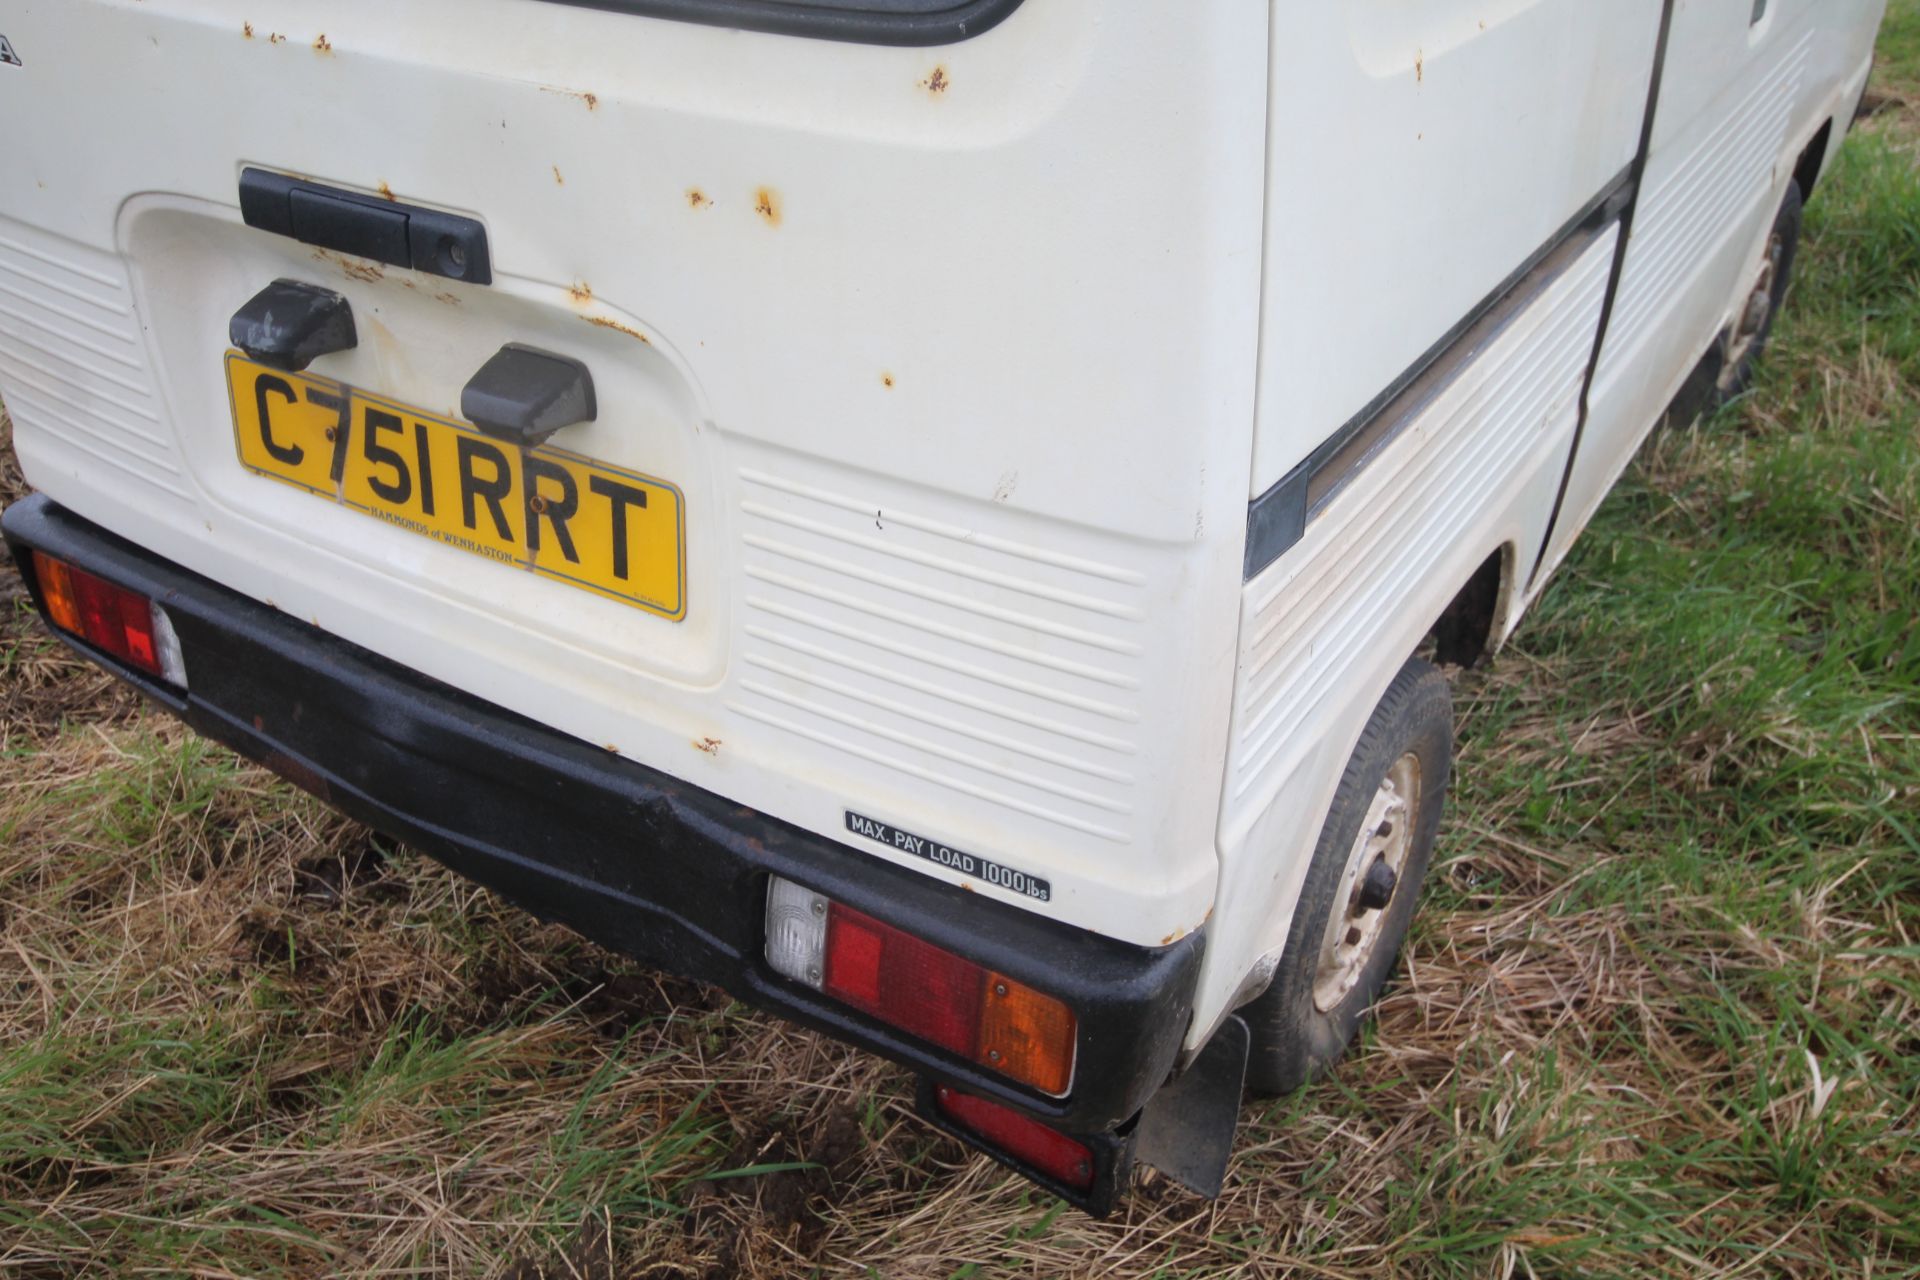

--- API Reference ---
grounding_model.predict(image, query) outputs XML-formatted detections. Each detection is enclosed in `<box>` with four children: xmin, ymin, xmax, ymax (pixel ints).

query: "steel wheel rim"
<box><xmin>1312</xmin><ymin>752</ymin><xmax>1420</xmax><ymax>1014</ymax></box>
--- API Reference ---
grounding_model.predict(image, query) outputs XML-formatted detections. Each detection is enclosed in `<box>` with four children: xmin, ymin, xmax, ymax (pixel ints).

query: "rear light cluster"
<box><xmin>764</xmin><ymin>876</ymin><xmax>1077</xmax><ymax>1096</ymax></box>
<box><xmin>31</xmin><ymin>551</ymin><xmax>188</xmax><ymax>687</ymax></box>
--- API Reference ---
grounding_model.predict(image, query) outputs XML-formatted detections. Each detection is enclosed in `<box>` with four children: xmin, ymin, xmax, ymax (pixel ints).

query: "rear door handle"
<box><xmin>240</xmin><ymin>168</ymin><xmax>491</xmax><ymax>286</ymax></box>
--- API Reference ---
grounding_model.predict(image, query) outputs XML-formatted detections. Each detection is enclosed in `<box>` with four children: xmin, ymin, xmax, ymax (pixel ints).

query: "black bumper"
<box><xmin>3</xmin><ymin>494</ymin><xmax>1203</xmax><ymax>1133</ymax></box>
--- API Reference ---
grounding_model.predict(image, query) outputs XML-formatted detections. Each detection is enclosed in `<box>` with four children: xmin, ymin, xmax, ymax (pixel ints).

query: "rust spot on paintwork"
<box><xmin>552</xmin><ymin>165</ymin><xmax>564</xmax><ymax>185</ymax></box>
<box><xmin>433</xmin><ymin>291</ymin><xmax>461</xmax><ymax>307</ymax></box>
<box><xmin>922</xmin><ymin>65</ymin><xmax>950</xmax><ymax>94</ymax></box>
<box><xmin>376</xmin><ymin>181</ymin><xmax>396</xmax><ymax>201</ymax></box>
<box><xmin>753</xmin><ymin>187</ymin><xmax>782</xmax><ymax>227</ymax></box>
<box><xmin>268</xmin><ymin>32</ymin><xmax>286</xmax><ymax>43</ymax></box>
<box><xmin>881</xmin><ymin>372</ymin><xmax>895</xmax><ymax>388</ymax></box>
<box><xmin>568</xmin><ymin>280</ymin><xmax>593</xmax><ymax>304</ymax></box>
<box><xmin>242</xmin><ymin>21</ymin><xmax>254</xmax><ymax>38</ymax></box>
<box><xmin>693</xmin><ymin>737</ymin><xmax>722</xmax><ymax>756</ymax></box>
<box><xmin>584</xmin><ymin>314</ymin><xmax>651</xmax><ymax>344</ymax></box>
<box><xmin>1415</xmin><ymin>50</ymin><xmax>1424</xmax><ymax>84</ymax></box>
<box><xmin>311</xmin><ymin>247</ymin><xmax>383</xmax><ymax>283</ymax></box>
<box><xmin>313</xmin><ymin>33</ymin><xmax>332</xmax><ymax>54</ymax></box>
<box><xmin>542</xmin><ymin>86</ymin><xmax>599</xmax><ymax>110</ymax></box>
<box><xmin>686</xmin><ymin>188</ymin><xmax>711</xmax><ymax>210</ymax></box>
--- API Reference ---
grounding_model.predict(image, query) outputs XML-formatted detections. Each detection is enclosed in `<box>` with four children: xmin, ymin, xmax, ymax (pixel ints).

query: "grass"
<box><xmin>3</xmin><ymin>11</ymin><xmax>1920</xmax><ymax>1277</ymax></box>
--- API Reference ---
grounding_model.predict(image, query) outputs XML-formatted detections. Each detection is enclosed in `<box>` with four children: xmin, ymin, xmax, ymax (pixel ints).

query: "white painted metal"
<box><xmin>1248</xmin><ymin>0</ymin><xmax>1663</xmax><ymax>497</ymax></box>
<box><xmin>1536</xmin><ymin>0</ymin><xmax>1885</xmax><ymax>585</ymax></box>
<box><xmin>0</xmin><ymin>0</ymin><xmax>1885</xmax><ymax>1053</ymax></box>
<box><xmin>1206</xmin><ymin>227</ymin><xmax>1620</xmax><ymax>1042</ymax></box>
<box><xmin>0</xmin><ymin>0</ymin><xmax>1267</xmax><ymax>949</ymax></box>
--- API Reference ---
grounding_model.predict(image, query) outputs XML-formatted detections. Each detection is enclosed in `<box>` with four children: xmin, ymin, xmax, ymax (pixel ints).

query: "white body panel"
<box><xmin>0</xmin><ymin>0</ymin><xmax>1885</xmax><ymax>1053</ymax></box>
<box><xmin>1538</xmin><ymin>0</ymin><xmax>1884</xmax><ymax>581</ymax></box>
<box><xmin>1250</xmin><ymin>0</ymin><xmax>1662</xmax><ymax>494</ymax></box>
<box><xmin>0</xmin><ymin>0</ymin><xmax>1269</xmax><ymax>948</ymax></box>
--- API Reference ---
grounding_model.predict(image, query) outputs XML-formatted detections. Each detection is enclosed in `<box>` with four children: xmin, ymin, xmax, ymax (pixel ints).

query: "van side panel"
<box><xmin>1247</xmin><ymin>0</ymin><xmax>1664</xmax><ymax>499</ymax></box>
<box><xmin>1537</xmin><ymin>0</ymin><xmax>1886</xmax><ymax>580</ymax></box>
<box><xmin>1209</xmin><ymin>0</ymin><xmax>1887</xmax><ymax>1045</ymax></box>
<box><xmin>1199</xmin><ymin>0</ymin><xmax>1663</xmax><ymax>1045</ymax></box>
<box><xmin>1198</xmin><ymin>229</ymin><xmax>1619</xmax><ymax>1044</ymax></box>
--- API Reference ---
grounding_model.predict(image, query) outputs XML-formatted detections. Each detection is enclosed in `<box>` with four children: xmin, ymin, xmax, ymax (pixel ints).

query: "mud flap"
<box><xmin>1133</xmin><ymin>1014</ymin><xmax>1249</xmax><ymax>1199</ymax></box>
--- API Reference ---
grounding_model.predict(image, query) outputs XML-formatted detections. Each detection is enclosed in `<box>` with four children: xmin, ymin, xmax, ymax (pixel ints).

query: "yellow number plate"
<box><xmin>224</xmin><ymin>353</ymin><xmax>685</xmax><ymax>619</ymax></box>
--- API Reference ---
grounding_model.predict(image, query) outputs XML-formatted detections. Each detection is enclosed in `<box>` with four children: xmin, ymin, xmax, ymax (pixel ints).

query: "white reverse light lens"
<box><xmin>764</xmin><ymin>876</ymin><xmax>829</xmax><ymax>989</ymax></box>
<box><xmin>150</xmin><ymin>603</ymin><xmax>189</xmax><ymax>689</ymax></box>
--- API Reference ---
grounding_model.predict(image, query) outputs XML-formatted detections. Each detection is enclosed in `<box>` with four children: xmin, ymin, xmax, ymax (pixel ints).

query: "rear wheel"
<box><xmin>1711</xmin><ymin>181</ymin><xmax>1804</xmax><ymax>407</ymax></box>
<box><xmin>1240</xmin><ymin>658</ymin><xmax>1452</xmax><ymax>1096</ymax></box>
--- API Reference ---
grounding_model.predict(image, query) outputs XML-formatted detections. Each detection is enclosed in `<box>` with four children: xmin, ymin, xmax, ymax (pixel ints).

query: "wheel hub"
<box><xmin>1356</xmin><ymin>856</ymin><xmax>1398</xmax><ymax>912</ymax></box>
<box><xmin>1312</xmin><ymin>753</ymin><xmax>1420</xmax><ymax>1014</ymax></box>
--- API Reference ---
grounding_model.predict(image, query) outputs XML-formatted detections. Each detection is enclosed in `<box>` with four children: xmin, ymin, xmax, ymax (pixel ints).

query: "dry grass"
<box><xmin>4</xmin><ymin>17</ymin><xmax>1920</xmax><ymax>1278</ymax></box>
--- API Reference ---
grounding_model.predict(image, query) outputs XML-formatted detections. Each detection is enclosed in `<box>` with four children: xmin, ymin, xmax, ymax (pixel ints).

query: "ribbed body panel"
<box><xmin>1225</xmin><ymin>234</ymin><xmax>1616</xmax><ymax>828</ymax></box>
<box><xmin>730</xmin><ymin>465</ymin><xmax>1147</xmax><ymax>845</ymax></box>
<box><xmin>0</xmin><ymin>223</ymin><xmax>187</xmax><ymax>503</ymax></box>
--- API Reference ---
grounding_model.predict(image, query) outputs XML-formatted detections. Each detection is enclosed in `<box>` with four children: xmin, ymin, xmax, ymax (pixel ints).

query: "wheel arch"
<box><xmin>1424</xmin><ymin>543</ymin><xmax>1519</xmax><ymax>670</ymax></box>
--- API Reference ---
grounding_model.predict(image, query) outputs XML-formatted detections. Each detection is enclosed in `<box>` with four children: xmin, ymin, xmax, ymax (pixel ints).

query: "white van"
<box><xmin>0</xmin><ymin>0</ymin><xmax>1885</xmax><ymax>1212</ymax></box>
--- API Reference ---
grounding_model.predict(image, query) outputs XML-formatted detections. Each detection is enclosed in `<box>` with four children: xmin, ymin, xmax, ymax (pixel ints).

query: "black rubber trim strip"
<box><xmin>1</xmin><ymin>493</ymin><xmax>1202</xmax><ymax>1135</ymax></box>
<box><xmin>1530</xmin><ymin>0</ymin><xmax>1679</xmax><ymax>585</ymax></box>
<box><xmin>533</xmin><ymin>0</ymin><xmax>1026</xmax><ymax>46</ymax></box>
<box><xmin>1243</xmin><ymin>169</ymin><xmax>1635</xmax><ymax>581</ymax></box>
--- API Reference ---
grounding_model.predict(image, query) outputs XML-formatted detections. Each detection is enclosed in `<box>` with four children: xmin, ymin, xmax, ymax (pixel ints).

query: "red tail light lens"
<box><xmin>823</xmin><ymin>902</ymin><xmax>984</xmax><ymax>1058</ymax></box>
<box><xmin>934</xmin><ymin>1084</ymin><xmax>1095</xmax><ymax>1191</ymax></box>
<box><xmin>30</xmin><ymin>551</ymin><xmax>187</xmax><ymax>687</ymax></box>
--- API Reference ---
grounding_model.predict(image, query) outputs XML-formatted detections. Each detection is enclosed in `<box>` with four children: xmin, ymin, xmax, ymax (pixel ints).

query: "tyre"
<box><xmin>1240</xmin><ymin>658</ymin><xmax>1452</xmax><ymax>1096</ymax></box>
<box><xmin>1710</xmin><ymin>181</ymin><xmax>1804</xmax><ymax>408</ymax></box>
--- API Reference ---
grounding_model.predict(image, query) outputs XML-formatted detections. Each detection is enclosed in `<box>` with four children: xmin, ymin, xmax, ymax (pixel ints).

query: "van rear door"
<box><xmin>0</xmin><ymin>0</ymin><xmax>1268</xmax><ymax>947</ymax></box>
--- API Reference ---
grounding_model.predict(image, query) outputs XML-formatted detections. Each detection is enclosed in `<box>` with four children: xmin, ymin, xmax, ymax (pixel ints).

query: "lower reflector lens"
<box><xmin>935</xmin><ymin>1084</ymin><xmax>1095</xmax><ymax>1191</ymax></box>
